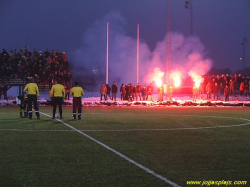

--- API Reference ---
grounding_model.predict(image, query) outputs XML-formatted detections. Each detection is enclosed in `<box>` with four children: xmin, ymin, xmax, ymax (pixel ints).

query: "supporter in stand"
<box><xmin>0</xmin><ymin>47</ymin><xmax>72</xmax><ymax>89</ymax></box>
<box><xmin>43</xmin><ymin>49</ymin><xmax>50</xmax><ymax>59</ymax></box>
<box><xmin>62</xmin><ymin>52</ymin><xmax>67</xmax><ymax>60</ymax></box>
<box><xmin>33</xmin><ymin>49</ymin><xmax>38</xmax><ymax>60</ymax></box>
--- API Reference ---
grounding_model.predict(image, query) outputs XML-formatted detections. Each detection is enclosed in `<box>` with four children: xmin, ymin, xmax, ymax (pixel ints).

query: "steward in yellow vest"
<box><xmin>70</xmin><ymin>81</ymin><xmax>84</xmax><ymax>120</ymax></box>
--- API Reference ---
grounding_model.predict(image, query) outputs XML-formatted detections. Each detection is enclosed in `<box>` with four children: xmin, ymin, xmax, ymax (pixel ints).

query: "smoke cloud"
<box><xmin>72</xmin><ymin>11</ymin><xmax>212</xmax><ymax>90</ymax></box>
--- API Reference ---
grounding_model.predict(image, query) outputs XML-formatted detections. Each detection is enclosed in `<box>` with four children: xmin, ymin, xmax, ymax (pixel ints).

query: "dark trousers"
<box><xmin>28</xmin><ymin>95</ymin><xmax>40</xmax><ymax>119</ymax></box>
<box><xmin>53</xmin><ymin>97</ymin><xmax>63</xmax><ymax>117</ymax></box>
<box><xmin>112</xmin><ymin>93</ymin><xmax>117</xmax><ymax>101</ymax></box>
<box><xmin>73</xmin><ymin>97</ymin><xmax>82</xmax><ymax>114</ymax></box>
<box><xmin>100</xmin><ymin>94</ymin><xmax>105</xmax><ymax>101</ymax></box>
<box><xmin>73</xmin><ymin>97</ymin><xmax>82</xmax><ymax>119</ymax></box>
<box><xmin>3</xmin><ymin>91</ymin><xmax>8</xmax><ymax>100</ymax></box>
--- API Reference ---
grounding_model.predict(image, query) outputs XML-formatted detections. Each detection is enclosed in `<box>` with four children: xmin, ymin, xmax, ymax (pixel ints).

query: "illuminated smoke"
<box><xmin>72</xmin><ymin>12</ymin><xmax>212</xmax><ymax>90</ymax></box>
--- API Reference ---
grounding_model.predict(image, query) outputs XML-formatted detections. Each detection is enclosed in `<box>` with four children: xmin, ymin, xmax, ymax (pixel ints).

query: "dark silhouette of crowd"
<box><xmin>0</xmin><ymin>47</ymin><xmax>72</xmax><ymax>89</ymax></box>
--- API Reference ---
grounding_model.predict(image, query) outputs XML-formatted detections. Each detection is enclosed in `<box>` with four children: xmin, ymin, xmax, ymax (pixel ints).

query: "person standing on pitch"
<box><xmin>70</xmin><ymin>81</ymin><xmax>84</xmax><ymax>120</ymax></box>
<box><xmin>50</xmin><ymin>78</ymin><xmax>65</xmax><ymax>119</ymax></box>
<box><xmin>23</xmin><ymin>77</ymin><xmax>40</xmax><ymax>119</ymax></box>
<box><xmin>111</xmin><ymin>81</ymin><xmax>117</xmax><ymax>101</ymax></box>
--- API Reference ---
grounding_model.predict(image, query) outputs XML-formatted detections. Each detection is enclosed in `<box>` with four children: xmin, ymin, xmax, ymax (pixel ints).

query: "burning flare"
<box><xmin>171</xmin><ymin>70</ymin><xmax>182</xmax><ymax>87</ymax></box>
<box><xmin>154</xmin><ymin>78</ymin><xmax>162</xmax><ymax>87</ymax></box>
<box><xmin>188</xmin><ymin>70</ymin><xmax>203</xmax><ymax>88</ymax></box>
<box><xmin>147</xmin><ymin>67</ymin><xmax>165</xmax><ymax>87</ymax></box>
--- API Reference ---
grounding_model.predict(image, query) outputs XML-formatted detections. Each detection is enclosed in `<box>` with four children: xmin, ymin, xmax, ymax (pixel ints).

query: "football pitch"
<box><xmin>0</xmin><ymin>106</ymin><xmax>249</xmax><ymax>187</ymax></box>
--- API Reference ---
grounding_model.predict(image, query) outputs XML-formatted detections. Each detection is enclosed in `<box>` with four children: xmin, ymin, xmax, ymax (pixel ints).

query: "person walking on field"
<box><xmin>70</xmin><ymin>81</ymin><xmax>84</xmax><ymax>120</ymax></box>
<box><xmin>50</xmin><ymin>78</ymin><xmax>65</xmax><ymax>119</ymax></box>
<box><xmin>23</xmin><ymin>77</ymin><xmax>40</xmax><ymax>119</ymax></box>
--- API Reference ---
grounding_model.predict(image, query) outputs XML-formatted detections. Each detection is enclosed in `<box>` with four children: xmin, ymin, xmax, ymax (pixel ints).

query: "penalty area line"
<box><xmin>40</xmin><ymin>112</ymin><xmax>180</xmax><ymax>187</ymax></box>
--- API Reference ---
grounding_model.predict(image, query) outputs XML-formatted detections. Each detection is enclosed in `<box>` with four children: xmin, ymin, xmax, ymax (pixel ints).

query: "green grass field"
<box><xmin>0</xmin><ymin>106</ymin><xmax>249</xmax><ymax>187</ymax></box>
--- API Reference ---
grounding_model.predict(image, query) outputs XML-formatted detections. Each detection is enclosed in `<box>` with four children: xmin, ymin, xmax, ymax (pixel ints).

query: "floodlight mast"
<box><xmin>185</xmin><ymin>0</ymin><xmax>193</xmax><ymax>35</ymax></box>
<box><xmin>166</xmin><ymin>0</ymin><xmax>172</xmax><ymax>89</ymax></box>
<box><xmin>137</xmin><ymin>24</ymin><xmax>140</xmax><ymax>84</ymax></box>
<box><xmin>106</xmin><ymin>22</ymin><xmax>109</xmax><ymax>84</ymax></box>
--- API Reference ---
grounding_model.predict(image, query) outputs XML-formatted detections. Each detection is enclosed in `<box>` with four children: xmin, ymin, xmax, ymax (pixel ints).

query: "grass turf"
<box><xmin>0</xmin><ymin>106</ymin><xmax>249</xmax><ymax>186</ymax></box>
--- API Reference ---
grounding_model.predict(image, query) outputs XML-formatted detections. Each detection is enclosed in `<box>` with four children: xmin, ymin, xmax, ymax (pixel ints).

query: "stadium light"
<box><xmin>184</xmin><ymin>0</ymin><xmax>193</xmax><ymax>35</ymax></box>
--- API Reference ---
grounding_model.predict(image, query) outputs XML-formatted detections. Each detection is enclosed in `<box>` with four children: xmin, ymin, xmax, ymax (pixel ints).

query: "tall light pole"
<box><xmin>241</xmin><ymin>37</ymin><xmax>248</xmax><ymax>69</ymax></box>
<box><xmin>106</xmin><ymin>22</ymin><xmax>109</xmax><ymax>84</ymax></box>
<box><xmin>137</xmin><ymin>24</ymin><xmax>140</xmax><ymax>84</ymax></box>
<box><xmin>166</xmin><ymin>0</ymin><xmax>171</xmax><ymax>87</ymax></box>
<box><xmin>185</xmin><ymin>0</ymin><xmax>193</xmax><ymax>35</ymax></box>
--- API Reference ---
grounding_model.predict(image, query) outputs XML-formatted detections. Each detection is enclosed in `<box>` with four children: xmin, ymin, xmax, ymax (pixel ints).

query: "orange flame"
<box><xmin>173</xmin><ymin>76</ymin><xmax>181</xmax><ymax>87</ymax></box>
<box><xmin>147</xmin><ymin>67</ymin><xmax>164</xmax><ymax>87</ymax></box>
<box><xmin>154</xmin><ymin>78</ymin><xmax>162</xmax><ymax>87</ymax></box>
<box><xmin>171</xmin><ymin>70</ymin><xmax>182</xmax><ymax>87</ymax></box>
<box><xmin>194</xmin><ymin>80</ymin><xmax>201</xmax><ymax>87</ymax></box>
<box><xmin>188</xmin><ymin>71</ymin><xmax>203</xmax><ymax>88</ymax></box>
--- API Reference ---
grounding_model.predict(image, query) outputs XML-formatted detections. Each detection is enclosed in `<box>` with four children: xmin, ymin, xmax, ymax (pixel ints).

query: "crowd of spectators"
<box><xmin>2</xmin><ymin>47</ymin><xmax>250</xmax><ymax>102</ymax></box>
<box><xmin>194</xmin><ymin>73</ymin><xmax>250</xmax><ymax>101</ymax></box>
<box><xmin>0</xmin><ymin>46</ymin><xmax>72</xmax><ymax>89</ymax></box>
<box><xmin>100</xmin><ymin>82</ymin><xmax>154</xmax><ymax>102</ymax></box>
<box><xmin>201</xmin><ymin>74</ymin><xmax>250</xmax><ymax>95</ymax></box>
<box><xmin>101</xmin><ymin>74</ymin><xmax>250</xmax><ymax>103</ymax></box>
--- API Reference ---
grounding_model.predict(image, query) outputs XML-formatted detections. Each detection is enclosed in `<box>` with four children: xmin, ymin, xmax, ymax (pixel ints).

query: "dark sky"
<box><xmin>1</xmin><ymin>0</ymin><xmax>250</xmax><ymax>85</ymax></box>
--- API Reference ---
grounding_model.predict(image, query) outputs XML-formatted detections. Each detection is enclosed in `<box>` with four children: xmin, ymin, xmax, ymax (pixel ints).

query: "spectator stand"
<box><xmin>0</xmin><ymin>47</ymin><xmax>72</xmax><ymax>95</ymax></box>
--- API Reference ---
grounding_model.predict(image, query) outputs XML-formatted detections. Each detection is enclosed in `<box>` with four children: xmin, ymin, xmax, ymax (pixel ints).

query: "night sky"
<box><xmin>1</xmin><ymin>0</ymin><xmax>250</xmax><ymax>85</ymax></box>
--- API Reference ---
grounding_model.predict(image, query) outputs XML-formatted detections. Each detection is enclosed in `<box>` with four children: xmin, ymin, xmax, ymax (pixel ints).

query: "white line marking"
<box><xmin>1</xmin><ymin>117</ymin><xmax>250</xmax><ymax>132</ymax></box>
<box><xmin>40</xmin><ymin>112</ymin><xmax>181</xmax><ymax>187</ymax></box>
